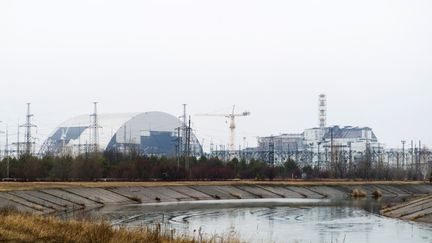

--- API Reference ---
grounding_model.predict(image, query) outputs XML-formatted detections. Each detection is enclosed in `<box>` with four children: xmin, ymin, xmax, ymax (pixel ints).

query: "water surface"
<box><xmin>77</xmin><ymin>200</ymin><xmax>432</xmax><ymax>243</ymax></box>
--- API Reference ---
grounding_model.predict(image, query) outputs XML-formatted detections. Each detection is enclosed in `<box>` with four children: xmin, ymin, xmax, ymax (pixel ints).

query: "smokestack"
<box><xmin>319</xmin><ymin>94</ymin><xmax>327</xmax><ymax>128</ymax></box>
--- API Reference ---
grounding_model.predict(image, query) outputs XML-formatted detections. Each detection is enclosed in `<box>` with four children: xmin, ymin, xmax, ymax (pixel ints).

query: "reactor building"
<box><xmin>40</xmin><ymin>111</ymin><xmax>202</xmax><ymax>157</ymax></box>
<box><xmin>256</xmin><ymin>94</ymin><xmax>381</xmax><ymax>166</ymax></box>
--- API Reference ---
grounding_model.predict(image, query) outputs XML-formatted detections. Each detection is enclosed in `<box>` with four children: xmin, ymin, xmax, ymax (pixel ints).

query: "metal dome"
<box><xmin>40</xmin><ymin>111</ymin><xmax>202</xmax><ymax>157</ymax></box>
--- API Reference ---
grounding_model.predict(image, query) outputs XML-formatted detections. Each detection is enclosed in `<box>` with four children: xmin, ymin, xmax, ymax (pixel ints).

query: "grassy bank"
<box><xmin>0</xmin><ymin>180</ymin><xmax>427</xmax><ymax>192</ymax></box>
<box><xmin>0</xmin><ymin>208</ymin><xmax>238</xmax><ymax>243</ymax></box>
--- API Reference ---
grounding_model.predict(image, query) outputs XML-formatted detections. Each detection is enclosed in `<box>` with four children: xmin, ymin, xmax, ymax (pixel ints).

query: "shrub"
<box><xmin>351</xmin><ymin>188</ymin><xmax>367</xmax><ymax>198</ymax></box>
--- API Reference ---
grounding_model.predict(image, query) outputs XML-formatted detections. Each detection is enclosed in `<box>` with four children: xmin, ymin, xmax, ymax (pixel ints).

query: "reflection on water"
<box><xmin>68</xmin><ymin>200</ymin><xmax>432</xmax><ymax>243</ymax></box>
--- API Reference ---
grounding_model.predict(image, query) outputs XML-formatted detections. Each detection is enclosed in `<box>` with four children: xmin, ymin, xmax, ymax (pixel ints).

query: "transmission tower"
<box><xmin>401</xmin><ymin>140</ymin><xmax>406</xmax><ymax>169</ymax></box>
<box><xmin>89</xmin><ymin>102</ymin><xmax>101</xmax><ymax>153</ymax></box>
<box><xmin>20</xmin><ymin>103</ymin><xmax>37</xmax><ymax>155</ymax></box>
<box><xmin>182</xmin><ymin>104</ymin><xmax>188</xmax><ymax>157</ymax></box>
<box><xmin>15</xmin><ymin>122</ymin><xmax>20</xmax><ymax>157</ymax></box>
<box><xmin>269</xmin><ymin>136</ymin><xmax>275</xmax><ymax>166</ymax></box>
<box><xmin>5</xmin><ymin>125</ymin><xmax>10</xmax><ymax>178</ymax></box>
<box><xmin>186</xmin><ymin>116</ymin><xmax>192</xmax><ymax>174</ymax></box>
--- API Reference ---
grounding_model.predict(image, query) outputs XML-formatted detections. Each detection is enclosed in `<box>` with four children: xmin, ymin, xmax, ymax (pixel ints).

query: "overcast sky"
<box><xmin>0</xmin><ymin>0</ymin><xmax>431</xmax><ymax>150</ymax></box>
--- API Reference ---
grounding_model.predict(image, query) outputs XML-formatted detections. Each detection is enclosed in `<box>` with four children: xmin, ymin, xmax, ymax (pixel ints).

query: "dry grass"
<box><xmin>0</xmin><ymin>180</ymin><xmax>426</xmax><ymax>192</ymax></box>
<box><xmin>0</xmin><ymin>208</ymin><xmax>239</xmax><ymax>243</ymax></box>
<box><xmin>372</xmin><ymin>189</ymin><xmax>383</xmax><ymax>198</ymax></box>
<box><xmin>351</xmin><ymin>188</ymin><xmax>367</xmax><ymax>198</ymax></box>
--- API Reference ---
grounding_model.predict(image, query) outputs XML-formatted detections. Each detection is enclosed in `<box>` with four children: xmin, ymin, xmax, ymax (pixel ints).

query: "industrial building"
<box><xmin>305</xmin><ymin>126</ymin><xmax>379</xmax><ymax>153</ymax></box>
<box><xmin>257</xmin><ymin>126</ymin><xmax>380</xmax><ymax>165</ymax></box>
<box><xmin>255</xmin><ymin>94</ymin><xmax>382</xmax><ymax>167</ymax></box>
<box><xmin>40</xmin><ymin>111</ymin><xmax>202</xmax><ymax>157</ymax></box>
<box><xmin>258</xmin><ymin>134</ymin><xmax>305</xmax><ymax>153</ymax></box>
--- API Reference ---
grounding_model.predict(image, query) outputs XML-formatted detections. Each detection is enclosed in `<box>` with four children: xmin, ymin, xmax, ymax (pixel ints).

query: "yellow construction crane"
<box><xmin>196</xmin><ymin>106</ymin><xmax>250</xmax><ymax>152</ymax></box>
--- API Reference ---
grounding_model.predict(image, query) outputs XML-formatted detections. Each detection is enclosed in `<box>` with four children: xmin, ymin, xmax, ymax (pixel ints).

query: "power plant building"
<box><xmin>256</xmin><ymin>94</ymin><xmax>382</xmax><ymax>166</ymax></box>
<box><xmin>40</xmin><ymin>112</ymin><xmax>202</xmax><ymax>157</ymax></box>
<box><xmin>258</xmin><ymin>134</ymin><xmax>305</xmax><ymax>153</ymax></box>
<box><xmin>257</xmin><ymin>126</ymin><xmax>380</xmax><ymax>166</ymax></box>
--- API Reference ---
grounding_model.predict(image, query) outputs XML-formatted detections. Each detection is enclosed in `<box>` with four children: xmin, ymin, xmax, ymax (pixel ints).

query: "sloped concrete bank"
<box><xmin>1</xmin><ymin>182</ymin><xmax>431</xmax><ymax>219</ymax></box>
<box><xmin>381</xmin><ymin>194</ymin><xmax>432</xmax><ymax>222</ymax></box>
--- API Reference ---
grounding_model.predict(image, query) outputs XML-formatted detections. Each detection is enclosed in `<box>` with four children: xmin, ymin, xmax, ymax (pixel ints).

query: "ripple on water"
<box><xmin>105</xmin><ymin>206</ymin><xmax>432</xmax><ymax>243</ymax></box>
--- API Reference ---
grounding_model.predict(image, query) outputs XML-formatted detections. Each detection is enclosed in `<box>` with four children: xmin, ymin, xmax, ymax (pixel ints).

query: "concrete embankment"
<box><xmin>381</xmin><ymin>194</ymin><xmax>432</xmax><ymax>222</ymax></box>
<box><xmin>1</xmin><ymin>181</ymin><xmax>431</xmax><ymax>216</ymax></box>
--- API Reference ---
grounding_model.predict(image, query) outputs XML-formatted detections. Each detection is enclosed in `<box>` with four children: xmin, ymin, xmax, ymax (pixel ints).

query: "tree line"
<box><xmin>0</xmin><ymin>152</ymin><xmax>426</xmax><ymax>181</ymax></box>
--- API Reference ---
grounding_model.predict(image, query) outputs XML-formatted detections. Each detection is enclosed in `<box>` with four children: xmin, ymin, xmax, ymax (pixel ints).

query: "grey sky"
<box><xmin>0</xmin><ymin>0</ymin><xmax>431</xmax><ymax>150</ymax></box>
